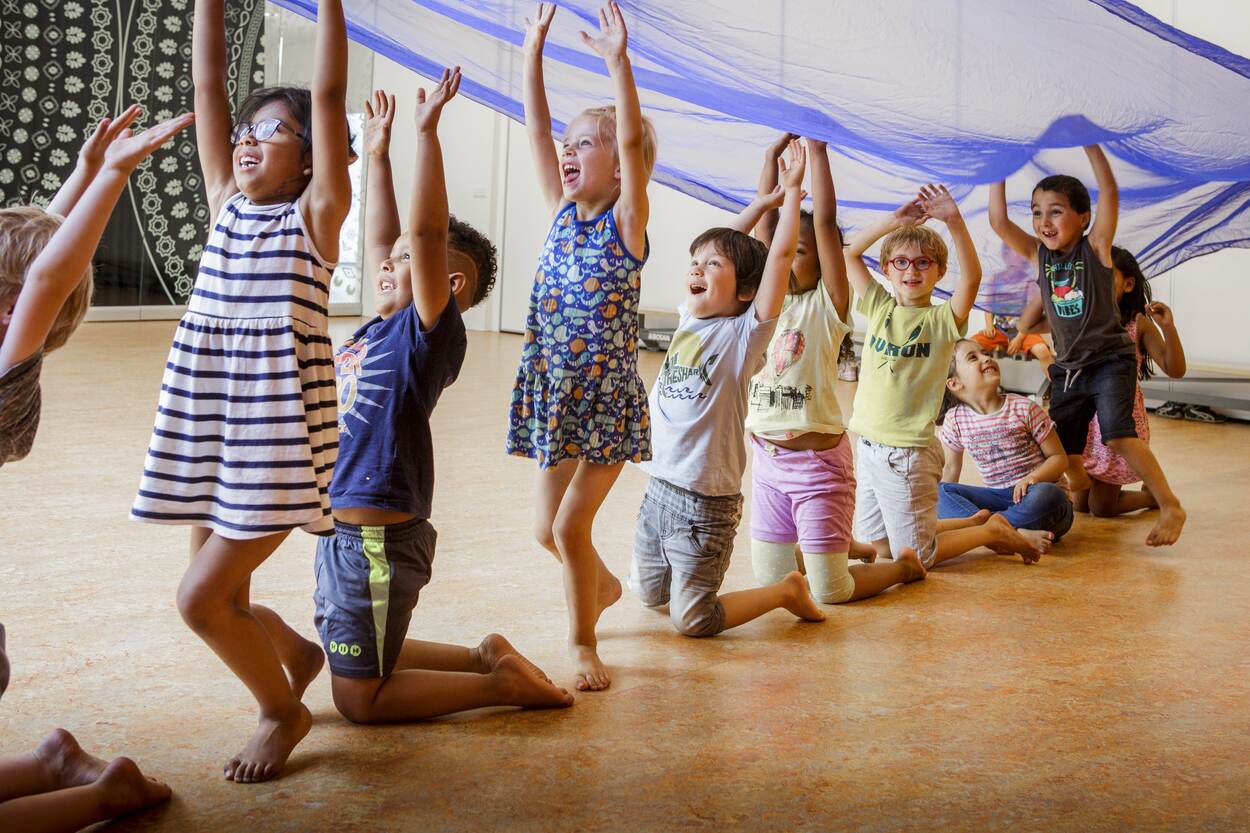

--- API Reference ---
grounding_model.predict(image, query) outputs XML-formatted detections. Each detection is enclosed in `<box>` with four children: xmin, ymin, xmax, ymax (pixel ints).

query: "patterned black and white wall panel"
<box><xmin>0</xmin><ymin>0</ymin><xmax>265</xmax><ymax>306</ymax></box>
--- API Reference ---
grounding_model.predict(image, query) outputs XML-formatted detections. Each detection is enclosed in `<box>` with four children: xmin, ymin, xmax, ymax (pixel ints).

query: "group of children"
<box><xmin>0</xmin><ymin>0</ymin><xmax>1192</xmax><ymax>828</ymax></box>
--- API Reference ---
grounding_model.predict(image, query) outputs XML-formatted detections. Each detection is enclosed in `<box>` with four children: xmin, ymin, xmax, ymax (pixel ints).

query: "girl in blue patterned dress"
<box><xmin>508</xmin><ymin>3</ymin><xmax>656</xmax><ymax>692</ymax></box>
<box><xmin>130</xmin><ymin>0</ymin><xmax>353</xmax><ymax>783</ymax></box>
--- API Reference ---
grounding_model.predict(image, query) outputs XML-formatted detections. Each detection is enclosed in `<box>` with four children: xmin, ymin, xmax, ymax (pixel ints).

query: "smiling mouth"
<box><xmin>238</xmin><ymin>154</ymin><xmax>260</xmax><ymax>170</ymax></box>
<box><xmin>378</xmin><ymin>277</ymin><xmax>396</xmax><ymax>293</ymax></box>
<box><xmin>562</xmin><ymin>163</ymin><xmax>580</xmax><ymax>185</ymax></box>
<box><xmin>687</xmin><ymin>279</ymin><xmax>707</xmax><ymax>295</ymax></box>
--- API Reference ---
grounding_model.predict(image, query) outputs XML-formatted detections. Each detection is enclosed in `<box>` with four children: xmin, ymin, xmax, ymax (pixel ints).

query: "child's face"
<box><xmin>949</xmin><ymin>341</ymin><xmax>1000</xmax><ymax>396</ymax></box>
<box><xmin>560</xmin><ymin>113</ymin><xmax>619</xmax><ymax>205</ymax></box>
<box><xmin>882</xmin><ymin>242</ymin><xmax>942</xmax><ymax>305</ymax></box>
<box><xmin>375</xmin><ymin>235</ymin><xmax>414</xmax><ymax>318</ymax></box>
<box><xmin>789</xmin><ymin>222</ymin><xmax>821</xmax><ymax>294</ymax></box>
<box><xmin>686</xmin><ymin>242</ymin><xmax>750</xmax><ymax>319</ymax></box>
<box><xmin>1031</xmin><ymin>189</ymin><xmax>1088</xmax><ymax>252</ymax></box>
<box><xmin>233</xmin><ymin>100</ymin><xmax>309</xmax><ymax>202</ymax></box>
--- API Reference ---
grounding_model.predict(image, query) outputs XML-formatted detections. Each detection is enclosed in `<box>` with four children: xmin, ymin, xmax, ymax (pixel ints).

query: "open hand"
<box><xmin>778</xmin><ymin>138</ymin><xmax>807</xmax><ymax>192</ymax></box>
<box><xmin>579</xmin><ymin>2</ymin><xmax>629</xmax><ymax>63</ymax></box>
<box><xmin>766</xmin><ymin>132</ymin><xmax>798</xmax><ymax>160</ymax></box>
<box><xmin>524</xmin><ymin>3</ymin><xmax>557</xmax><ymax>54</ymax></box>
<box><xmin>102</xmin><ymin>111</ymin><xmax>195</xmax><ymax>173</ymax></box>
<box><xmin>918</xmin><ymin>183</ymin><xmax>961</xmax><ymax>225</ymax></box>
<box><xmin>76</xmin><ymin>105</ymin><xmax>144</xmax><ymax>173</ymax></box>
<box><xmin>893</xmin><ymin>198</ymin><xmax>927</xmax><ymax>227</ymax></box>
<box><xmin>1145</xmin><ymin>301</ymin><xmax>1174</xmax><ymax>329</ymax></box>
<box><xmin>754</xmin><ymin>185</ymin><xmax>786</xmax><ymax>212</ymax></box>
<box><xmin>414</xmin><ymin>67</ymin><xmax>462</xmax><ymax>133</ymax></box>
<box><xmin>1012</xmin><ymin>477</ymin><xmax>1034</xmax><ymax>504</ymax></box>
<box><xmin>362</xmin><ymin>90</ymin><xmax>397</xmax><ymax>158</ymax></box>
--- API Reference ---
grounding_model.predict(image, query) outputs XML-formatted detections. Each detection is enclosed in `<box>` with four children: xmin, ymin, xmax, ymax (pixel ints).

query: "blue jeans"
<box><xmin>938</xmin><ymin>481</ymin><xmax>1074</xmax><ymax>539</ymax></box>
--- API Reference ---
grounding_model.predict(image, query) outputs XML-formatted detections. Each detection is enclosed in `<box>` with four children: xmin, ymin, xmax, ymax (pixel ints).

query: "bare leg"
<box><xmin>933</xmin><ymin>514</ymin><xmax>1048</xmax><ymax>566</ymax></box>
<box><xmin>535</xmin><ymin>462</ymin><xmax>622</xmax><ymax>626</ymax></box>
<box><xmin>1088</xmin><ymin>479</ymin><xmax>1159</xmax><ymax>517</ymax></box>
<box><xmin>849</xmin><ymin>539</ymin><xmax>878</xmax><ymax>563</ymax></box>
<box><xmin>937</xmin><ymin>509</ymin><xmax>992</xmax><ymax>532</ymax></box>
<box><xmin>1030</xmin><ymin>343</ymin><xmax>1054</xmax><ymax>377</ymax></box>
<box><xmin>1073</xmin><ymin>488</ymin><xmax>1091</xmax><ymax>513</ymax></box>
<box><xmin>550</xmin><ymin>461</ymin><xmax>625</xmax><ymax>692</ymax></box>
<box><xmin>251</xmin><ymin>604</ymin><xmax>325</xmax><ymax>700</ymax></box>
<box><xmin>847</xmin><ymin>550</ymin><xmax>926</xmax><ymax>600</ymax></box>
<box><xmin>394</xmin><ymin>633</ymin><xmax>552</xmax><ymax>682</ymax></box>
<box><xmin>177</xmin><ymin>530</ymin><xmax>311</xmax><ymax>783</ymax></box>
<box><xmin>0</xmin><ymin>757</ymin><xmax>170</xmax><ymax>833</ymax></box>
<box><xmin>1104</xmin><ymin>436</ymin><xmax>1184</xmax><ymax>545</ymax></box>
<box><xmin>719</xmin><ymin>572</ymin><xmax>825</xmax><ymax>630</ymax></box>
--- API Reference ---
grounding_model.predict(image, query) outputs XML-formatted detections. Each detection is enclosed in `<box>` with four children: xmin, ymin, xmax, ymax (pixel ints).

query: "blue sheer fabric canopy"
<box><xmin>275</xmin><ymin>0</ymin><xmax>1250</xmax><ymax>313</ymax></box>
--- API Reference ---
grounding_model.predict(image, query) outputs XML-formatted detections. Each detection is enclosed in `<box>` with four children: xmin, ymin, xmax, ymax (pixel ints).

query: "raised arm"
<box><xmin>808</xmin><ymin>138</ymin><xmax>850</xmax><ymax>322</ymax></box>
<box><xmin>844</xmin><ymin>198</ymin><xmax>927</xmax><ymax>299</ymax></box>
<box><xmin>301</xmin><ymin>0</ymin><xmax>353</xmax><ymax>260</ymax></box>
<box><xmin>988</xmin><ymin>180</ymin><xmax>1039</xmax><ymax>267</ymax></box>
<box><xmin>727</xmin><ymin>186</ymin><xmax>784</xmax><ymax>235</ymax></box>
<box><xmin>408</xmin><ymin>68</ymin><xmax>460</xmax><ymax>329</ymax></box>
<box><xmin>192</xmin><ymin>0</ymin><xmax>238</xmax><ymax>217</ymax></box>
<box><xmin>523</xmin><ymin>4</ymin><xmax>564</xmax><ymax>216</ymax></box>
<box><xmin>362</xmin><ymin>90</ymin><xmax>400</xmax><ymax>283</ymax></box>
<box><xmin>47</xmin><ymin>107</ymin><xmax>142</xmax><ymax>217</ymax></box>
<box><xmin>0</xmin><ymin>113</ymin><xmax>194</xmax><ymax>371</ymax></box>
<box><xmin>754</xmin><ymin>139</ymin><xmax>805</xmax><ymax>322</ymax></box>
<box><xmin>1085</xmin><ymin>144</ymin><xmax>1118</xmax><ymax>268</ymax></box>
<box><xmin>581</xmin><ymin>2</ymin><xmax>649</xmax><ymax>258</ymax></box>
<box><xmin>1140</xmin><ymin>303</ymin><xmax>1186</xmax><ymax>378</ymax></box>
<box><xmin>752</xmin><ymin>133</ymin><xmax>793</xmax><ymax>245</ymax></box>
<box><xmin>919</xmin><ymin>184</ymin><xmax>980</xmax><ymax>328</ymax></box>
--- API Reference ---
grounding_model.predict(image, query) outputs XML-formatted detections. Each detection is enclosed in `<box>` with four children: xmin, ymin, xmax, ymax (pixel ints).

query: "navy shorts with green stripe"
<box><xmin>314</xmin><ymin>517</ymin><xmax>435</xmax><ymax>678</ymax></box>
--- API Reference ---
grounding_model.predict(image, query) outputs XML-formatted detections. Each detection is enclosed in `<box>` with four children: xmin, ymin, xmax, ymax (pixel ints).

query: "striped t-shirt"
<box><xmin>938</xmin><ymin>394</ymin><xmax>1057</xmax><ymax>488</ymax></box>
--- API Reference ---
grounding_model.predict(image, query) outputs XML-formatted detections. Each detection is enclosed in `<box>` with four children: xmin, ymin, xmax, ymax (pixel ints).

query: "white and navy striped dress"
<box><xmin>132</xmin><ymin>193</ymin><xmax>338</xmax><ymax>539</ymax></box>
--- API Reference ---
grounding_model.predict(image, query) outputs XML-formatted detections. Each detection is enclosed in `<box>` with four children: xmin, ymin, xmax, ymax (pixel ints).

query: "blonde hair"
<box><xmin>0</xmin><ymin>207</ymin><xmax>94</xmax><ymax>353</ymax></box>
<box><xmin>579</xmin><ymin>105</ymin><xmax>659</xmax><ymax>179</ymax></box>
<box><xmin>880</xmin><ymin>226</ymin><xmax>949</xmax><ymax>274</ymax></box>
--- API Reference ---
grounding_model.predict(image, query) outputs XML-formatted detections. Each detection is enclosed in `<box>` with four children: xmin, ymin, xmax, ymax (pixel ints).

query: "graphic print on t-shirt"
<box><xmin>1045</xmin><ymin>258</ymin><xmax>1086</xmax><ymax>318</ymax></box>
<box><xmin>867</xmin><ymin>313</ymin><xmax>931</xmax><ymax>374</ymax></box>
<box><xmin>657</xmin><ymin>329</ymin><xmax>720</xmax><ymax>401</ymax></box>
<box><xmin>334</xmin><ymin>335</ymin><xmax>395</xmax><ymax>437</ymax></box>
<box><xmin>747</xmin><ymin>328</ymin><xmax>812</xmax><ymax>411</ymax></box>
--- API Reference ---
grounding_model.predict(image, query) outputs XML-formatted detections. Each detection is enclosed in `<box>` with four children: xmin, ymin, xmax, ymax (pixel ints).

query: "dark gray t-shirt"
<box><xmin>1037</xmin><ymin>237</ymin><xmax>1133</xmax><ymax>370</ymax></box>
<box><xmin>0</xmin><ymin>351</ymin><xmax>43</xmax><ymax>468</ymax></box>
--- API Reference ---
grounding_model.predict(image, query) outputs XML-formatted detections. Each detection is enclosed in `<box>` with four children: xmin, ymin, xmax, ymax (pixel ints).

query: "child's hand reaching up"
<box><xmin>76</xmin><ymin>106</ymin><xmax>144</xmax><ymax>174</ymax></box>
<box><xmin>893</xmin><ymin>197</ymin><xmax>928</xmax><ymax>228</ymax></box>
<box><xmin>103</xmin><ymin>112</ymin><xmax>197</xmax><ymax>173</ymax></box>
<box><xmin>778</xmin><ymin>138</ymin><xmax>807</xmax><ymax>192</ymax></box>
<box><xmin>363</xmin><ymin>90</ymin><xmax>397</xmax><ymax>158</ymax></box>
<box><xmin>918</xmin><ymin>183</ymin><xmax>962</xmax><ymax>226</ymax></box>
<box><xmin>765</xmin><ymin>132</ymin><xmax>799</xmax><ymax>160</ymax></box>
<box><xmin>524</xmin><ymin>2</ymin><xmax>557</xmax><ymax>54</ymax></box>
<box><xmin>579</xmin><ymin>1</ymin><xmax>629</xmax><ymax>65</ymax></box>
<box><xmin>414</xmin><ymin>67</ymin><xmax>462</xmax><ymax>133</ymax></box>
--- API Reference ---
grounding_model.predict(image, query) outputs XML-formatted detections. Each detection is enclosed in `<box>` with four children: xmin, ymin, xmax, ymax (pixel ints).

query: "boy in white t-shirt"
<box><xmin>631</xmin><ymin>140</ymin><xmax>825</xmax><ymax>636</ymax></box>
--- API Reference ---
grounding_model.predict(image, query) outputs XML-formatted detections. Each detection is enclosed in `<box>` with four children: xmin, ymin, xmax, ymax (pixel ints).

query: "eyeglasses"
<box><xmin>230</xmin><ymin>118</ymin><xmax>306</xmax><ymax>145</ymax></box>
<box><xmin>888</xmin><ymin>255</ymin><xmax>935</xmax><ymax>272</ymax></box>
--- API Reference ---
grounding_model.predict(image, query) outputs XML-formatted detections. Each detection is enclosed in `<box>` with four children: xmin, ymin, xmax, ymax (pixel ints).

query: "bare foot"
<box><xmin>595</xmin><ymin>570</ymin><xmax>623</xmax><ymax>625</ymax></box>
<box><xmin>95</xmin><ymin>757</ymin><xmax>172</xmax><ymax>818</ymax></box>
<box><xmin>850</xmin><ymin>539</ymin><xmax>878</xmax><ymax>563</ymax></box>
<box><xmin>222</xmin><ymin>704</ymin><xmax>312</xmax><ymax>783</ymax></box>
<box><xmin>570</xmin><ymin>644</ymin><xmax>610</xmax><ymax>692</ymax></box>
<box><xmin>35</xmin><ymin>728</ymin><xmax>108</xmax><ymax>789</ymax></box>
<box><xmin>492</xmin><ymin>655</ymin><xmax>574</xmax><ymax>708</ymax></box>
<box><xmin>896</xmin><ymin>548</ymin><xmax>927</xmax><ymax>583</ymax></box>
<box><xmin>284</xmin><ymin>636</ymin><xmax>325</xmax><ymax>701</ymax></box>
<box><xmin>1018</xmin><ymin>528</ymin><xmax>1055</xmax><ymax>559</ymax></box>
<box><xmin>985</xmin><ymin>515</ymin><xmax>1043</xmax><ymax>564</ymax></box>
<box><xmin>475</xmin><ymin>633</ymin><xmax>552</xmax><ymax>683</ymax></box>
<box><xmin>1147</xmin><ymin>503</ymin><xmax>1187</xmax><ymax>547</ymax></box>
<box><xmin>780</xmin><ymin>573</ymin><xmax>827</xmax><ymax>622</ymax></box>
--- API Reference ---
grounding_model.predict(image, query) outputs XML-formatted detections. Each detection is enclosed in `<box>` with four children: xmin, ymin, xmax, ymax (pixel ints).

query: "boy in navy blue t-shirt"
<box><xmin>315</xmin><ymin>69</ymin><xmax>573</xmax><ymax>722</ymax></box>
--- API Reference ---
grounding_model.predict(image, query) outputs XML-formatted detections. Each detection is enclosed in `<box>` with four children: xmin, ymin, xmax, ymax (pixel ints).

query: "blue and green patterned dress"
<box><xmin>506</xmin><ymin>203</ymin><xmax>651</xmax><ymax>468</ymax></box>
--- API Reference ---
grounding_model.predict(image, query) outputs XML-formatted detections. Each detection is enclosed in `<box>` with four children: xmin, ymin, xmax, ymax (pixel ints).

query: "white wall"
<box><xmin>373</xmin><ymin>6</ymin><xmax>1250</xmax><ymax>370</ymax></box>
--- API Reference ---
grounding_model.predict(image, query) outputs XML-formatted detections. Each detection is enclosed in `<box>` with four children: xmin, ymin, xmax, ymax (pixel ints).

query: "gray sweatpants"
<box><xmin>630</xmin><ymin>477</ymin><xmax>742</xmax><ymax>637</ymax></box>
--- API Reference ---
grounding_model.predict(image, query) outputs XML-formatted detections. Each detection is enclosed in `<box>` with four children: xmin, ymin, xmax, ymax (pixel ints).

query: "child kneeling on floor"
<box><xmin>315</xmin><ymin>71</ymin><xmax>572</xmax><ymax>722</ymax></box>
<box><xmin>630</xmin><ymin>139</ymin><xmax>825</xmax><ymax>637</ymax></box>
<box><xmin>937</xmin><ymin>339</ymin><xmax>1072</xmax><ymax>548</ymax></box>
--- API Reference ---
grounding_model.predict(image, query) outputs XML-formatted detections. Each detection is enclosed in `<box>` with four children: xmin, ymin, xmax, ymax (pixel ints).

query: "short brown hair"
<box><xmin>0</xmin><ymin>207</ymin><xmax>93</xmax><ymax>353</ymax></box>
<box><xmin>689</xmin><ymin>227</ymin><xmax>769</xmax><ymax>296</ymax></box>
<box><xmin>579</xmin><ymin>105</ymin><xmax>659</xmax><ymax>180</ymax></box>
<box><xmin>880</xmin><ymin>225</ymin><xmax>948</xmax><ymax>274</ymax></box>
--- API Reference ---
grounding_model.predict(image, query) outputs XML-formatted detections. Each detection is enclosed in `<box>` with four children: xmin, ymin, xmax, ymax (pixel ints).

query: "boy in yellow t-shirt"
<box><xmin>844</xmin><ymin>186</ymin><xmax>1047</xmax><ymax>568</ymax></box>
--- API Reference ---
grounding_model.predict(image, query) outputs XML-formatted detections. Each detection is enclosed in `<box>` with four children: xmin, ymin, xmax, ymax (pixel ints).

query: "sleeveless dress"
<box><xmin>131</xmin><ymin>193</ymin><xmax>338</xmax><ymax>538</ymax></box>
<box><xmin>1083</xmin><ymin>318</ymin><xmax>1149</xmax><ymax>485</ymax></box>
<box><xmin>506</xmin><ymin>204</ymin><xmax>650</xmax><ymax>469</ymax></box>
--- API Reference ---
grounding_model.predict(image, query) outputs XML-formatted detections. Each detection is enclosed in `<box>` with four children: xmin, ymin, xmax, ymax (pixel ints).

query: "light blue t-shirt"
<box><xmin>641</xmin><ymin>304</ymin><xmax>778</xmax><ymax>496</ymax></box>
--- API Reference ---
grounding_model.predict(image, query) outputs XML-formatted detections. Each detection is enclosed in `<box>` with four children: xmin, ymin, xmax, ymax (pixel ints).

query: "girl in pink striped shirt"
<box><xmin>937</xmin><ymin>339</ymin><xmax>1074</xmax><ymax>544</ymax></box>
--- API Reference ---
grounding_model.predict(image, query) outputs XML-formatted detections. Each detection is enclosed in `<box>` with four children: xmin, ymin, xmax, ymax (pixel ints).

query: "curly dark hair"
<box><xmin>448</xmin><ymin>215</ymin><xmax>498</xmax><ymax>308</ymax></box>
<box><xmin>689</xmin><ymin>227</ymin><xmax>770</xmax><ymax>296</ymax></box>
